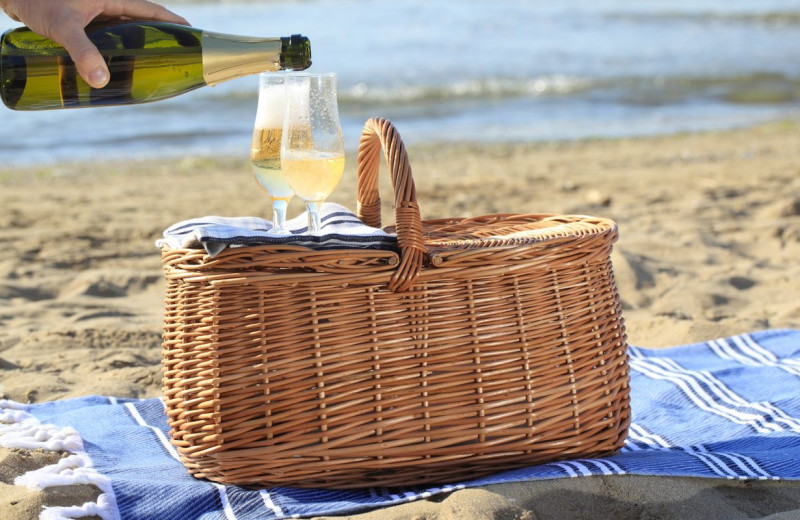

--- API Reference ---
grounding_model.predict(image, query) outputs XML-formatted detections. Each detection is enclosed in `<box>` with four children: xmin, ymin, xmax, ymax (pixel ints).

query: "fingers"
<box><xmin>51</xmin><ymin>22</ymin><xmax>110</xmax><ymax>88</ymax></box>
<box><xmin>4</xmin><ymin>0</ymin><xmax>190</xmax><ymax>89</ymax></box>
<box><xmin>101</xmin><ymin>0</ymin><xmax>189</xmax><ymax>26</ymax></box>
<box><xmin>64</xmin><ymin>0</ymin><xmax>190</xmax><ymax>88</ymax></box>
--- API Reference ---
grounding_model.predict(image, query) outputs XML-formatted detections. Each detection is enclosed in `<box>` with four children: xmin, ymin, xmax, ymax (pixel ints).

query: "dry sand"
<box><xmin>1</xmin><ymin>120</ymin><xmax>800</xmax><ymax>519</ymax></box>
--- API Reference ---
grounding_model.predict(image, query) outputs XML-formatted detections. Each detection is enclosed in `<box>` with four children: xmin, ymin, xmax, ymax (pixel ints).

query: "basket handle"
<box><xmin>356</xmin><ymin>117</ymin><xmax>426</xmax><ymax>292</ymax></box>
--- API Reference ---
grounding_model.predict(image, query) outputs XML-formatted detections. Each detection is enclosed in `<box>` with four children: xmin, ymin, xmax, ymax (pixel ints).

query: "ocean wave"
<box><xmin>606</xmin><ymin>10</ymin><xmax>800</xmax><ymax>27</ymax></box>
<box><xmin>337</xmin><ymin>76</ymin><xmax>592</xmax><ymax>105</ymax></box>
<box><xmin>610</xmin><ymin>73</ymin><xmax>800</xmax><ymax>106</ymax></box>
<box><xmin>185</xmin><ymin>72</ymin><xmax>800</xmax><ymax>110</ymax></box>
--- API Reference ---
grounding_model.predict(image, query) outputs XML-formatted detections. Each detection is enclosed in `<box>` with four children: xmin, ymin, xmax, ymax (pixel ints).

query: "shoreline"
<box><xmin>2</xmin><ymin>120</ymin><xmax>800</xmax><ymax>518</ymax></box>
<box><xmin>4</xmin><ymin>112</ymin><xmax>799</xmax><ymax>170</ymax></box>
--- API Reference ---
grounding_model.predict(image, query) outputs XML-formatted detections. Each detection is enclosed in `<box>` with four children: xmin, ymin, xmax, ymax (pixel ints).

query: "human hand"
<box><xmin>0</xmin><ymin>0</ymin><xmax>188</xmax><ymax>89</ymax></box>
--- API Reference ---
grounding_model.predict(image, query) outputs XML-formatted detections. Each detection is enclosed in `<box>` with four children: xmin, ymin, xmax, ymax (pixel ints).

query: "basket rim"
<box><xmin>159</xmin><ymin>213</ymin><xmax>617</xmax><ymax>254</ymax></box>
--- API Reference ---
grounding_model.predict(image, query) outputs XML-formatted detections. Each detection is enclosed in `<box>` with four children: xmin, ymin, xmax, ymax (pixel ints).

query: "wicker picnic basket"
<box><xmin>161</xmin><ymin>118</ymin><xmax>631</xmax><ymax>489</ymax></box>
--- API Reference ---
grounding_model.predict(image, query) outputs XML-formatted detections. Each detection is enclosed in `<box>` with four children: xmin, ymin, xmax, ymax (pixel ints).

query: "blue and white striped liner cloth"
<box><xmin>156</xmin><ymin>202</ymin><xmax>398</xmax><ymax>257</ymax></box>
<box><xmin>2</xmin><ymin>329</ymin><xmax>800</xmax><ymax>520</ymax></box>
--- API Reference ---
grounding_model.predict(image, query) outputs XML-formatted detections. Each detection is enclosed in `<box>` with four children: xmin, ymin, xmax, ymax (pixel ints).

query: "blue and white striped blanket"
<box><xmin>2</xmin><ymin>329</ymin><xmax>800</xmax><ymax>520</ymax></box>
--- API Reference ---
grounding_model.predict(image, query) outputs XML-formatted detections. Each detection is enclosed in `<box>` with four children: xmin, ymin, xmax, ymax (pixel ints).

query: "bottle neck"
<box><xmin>201</xmin><ymin>31</ymin><xmax>284</xmax><ymax>86</ymax></box>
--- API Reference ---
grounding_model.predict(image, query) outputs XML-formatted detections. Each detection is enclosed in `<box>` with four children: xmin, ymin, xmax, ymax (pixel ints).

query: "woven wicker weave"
<box><xmin>161</xmin><ymin>118</ymin><xmax>631</xmax><ymax>489</ymax></box>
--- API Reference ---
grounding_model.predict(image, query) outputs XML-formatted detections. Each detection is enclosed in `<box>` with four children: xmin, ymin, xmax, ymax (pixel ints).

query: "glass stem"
<box><xmin>272</xmin><ymin>198</ymin><xmax>289</xmax><ymax>233</ymax></box>
<box><xmin>306</xmin><ymin>201</ymin><xmax>322</xmax><ymax>234</ymax></box>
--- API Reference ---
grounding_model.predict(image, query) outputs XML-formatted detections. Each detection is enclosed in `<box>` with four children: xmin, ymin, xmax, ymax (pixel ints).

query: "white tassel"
<box><xmin>0</xmin><ymin>417</ymin><xmax>83</xmax><ymax>452</ymax></box>
<box><xmin>0</xmin><ymin>399</ymin><xmax>29</xmax><ymax>411</ymax></box>
<box><xmin>0</xmin><ymin>400</ymin><xmax>121</xmax><ymax>520</ymax></box>
<box><xmin>40</xmin><ymin>493</ymin><xmax>117</xmax><ymax>520</ymax></box>
<box><xmin>15</xmin><ymin>454</ymin><xmax>112</xmax><ymax>490</ymax></box>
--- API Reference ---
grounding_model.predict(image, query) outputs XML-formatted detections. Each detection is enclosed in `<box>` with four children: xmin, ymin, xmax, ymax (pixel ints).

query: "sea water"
<box><xmin>1</xmin><ymin>0</ymin><xmax>799</xmax><ymax>165</ymax></box>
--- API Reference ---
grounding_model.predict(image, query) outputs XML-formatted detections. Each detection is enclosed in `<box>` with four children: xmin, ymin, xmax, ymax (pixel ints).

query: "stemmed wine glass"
<box><xmin>280</xmin><ymin>72</ymin><xmax>345</xmax><ymax>234</ymax></box>
<box><xmin>251</xmin><ymin>72</ymin><xmax>294</xmax><ymax>233</ymax></box>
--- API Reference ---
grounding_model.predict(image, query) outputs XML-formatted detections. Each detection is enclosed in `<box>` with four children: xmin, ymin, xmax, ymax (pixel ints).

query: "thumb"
<box><xmin>55</xmin><ymin>28</ymin><xmax>110</xmax><ymax>89</ymax></box>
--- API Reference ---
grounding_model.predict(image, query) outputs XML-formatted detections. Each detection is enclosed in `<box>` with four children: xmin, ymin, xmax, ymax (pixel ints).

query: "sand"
<box><xmin>1</xmin><ymin>120</ymin><xmax>800</xmax><ymax>519</ymax></box>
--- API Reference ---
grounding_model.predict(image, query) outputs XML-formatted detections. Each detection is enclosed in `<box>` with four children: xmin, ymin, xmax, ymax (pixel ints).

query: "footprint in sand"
<box><xmin>729</xmin><ymin>276</ymin><xmax>756</xmax><ymax>290</ymax></box>
<box><xmin>611</xmin><ymin>249</ymin><xmax>657</xmax><ymax>309</ymax></box>
<box><xmin>58</xmin><ymin>271</ymin><xmax>161</xmax><ymax>299</ymax></box>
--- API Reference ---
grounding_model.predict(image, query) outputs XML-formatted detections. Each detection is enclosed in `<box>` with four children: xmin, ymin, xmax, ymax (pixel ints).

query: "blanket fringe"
<box><xmin>0</xmin><ymin>400</ymin><xmax>120</xmax><ymax>520</ymax></box>
<box><xmin>39</xmin><ymin>493</ymin><xmax>116</xmax><ymax>520</ymax></box>
<box><xmin>0</xmin><ymin>407</ymin><xmax>83</xmax><ymax>452</ymax></box>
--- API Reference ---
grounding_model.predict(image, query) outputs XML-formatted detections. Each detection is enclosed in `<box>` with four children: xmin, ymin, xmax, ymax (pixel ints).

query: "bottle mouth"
<box><xmin>280</xmin><ymin>35</ymin><xmax>312</xmax><ymax>71</ymax></box>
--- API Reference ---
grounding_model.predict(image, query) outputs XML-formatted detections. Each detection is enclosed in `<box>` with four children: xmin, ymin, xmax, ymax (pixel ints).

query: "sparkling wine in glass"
<box><xmin>281</xmin><ymin>72</ymin><xmax>345</xmax><ymax>234</ymax></box>
<box><xmin>251</xmin><ymin>72</ymin><xmax>294</xmax><ymax>233</ymax></box>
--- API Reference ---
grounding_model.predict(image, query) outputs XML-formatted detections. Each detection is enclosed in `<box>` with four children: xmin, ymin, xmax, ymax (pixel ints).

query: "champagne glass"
<box><xmin>251</xmin><ymin>72</ymin><xmax>294</xmax><ymax>233</ymax></box>
<box><xmin>281</xmin><ymin>72</ymin><xmax>345</xmax><ymax>234</ymax></box>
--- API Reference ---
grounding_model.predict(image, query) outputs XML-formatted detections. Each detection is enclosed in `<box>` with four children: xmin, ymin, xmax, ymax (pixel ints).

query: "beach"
<box><xmin>1</xmin><ymin>119</ymin><xmax>800</xmax><ymax>518</ymax></box>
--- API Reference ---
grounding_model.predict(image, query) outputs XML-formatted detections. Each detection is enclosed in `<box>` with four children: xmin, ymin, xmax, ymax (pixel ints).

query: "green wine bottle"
<box><xmin>0</xmin><ymin>21</ymin><xmax>312</xmax><ymax>110</ymax></box>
